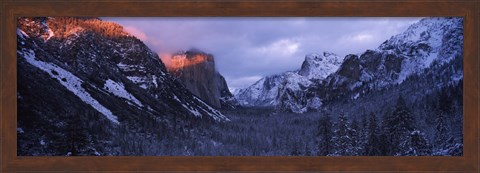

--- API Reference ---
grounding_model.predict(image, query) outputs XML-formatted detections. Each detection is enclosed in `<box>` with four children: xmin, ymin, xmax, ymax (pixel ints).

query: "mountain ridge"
<box><xmin>17</xmin><ymin>17</ymin><xmax>229</xmax><ymax>155</ymax></box>
<box><xmin>234</xmin><ymin>17</ymin><xmax>463</xmax><ymax>113</ymax></box>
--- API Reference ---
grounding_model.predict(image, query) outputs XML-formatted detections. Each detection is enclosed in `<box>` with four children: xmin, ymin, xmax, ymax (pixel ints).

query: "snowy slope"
<box><xmin>235</xmin><ymin>52</ymin><xmax>343</xmax><ymax>112</ymax></box>
<box><xmin>16</xmin><ymin>17</ymin><xmax>229</xmax><ymax>126</ymax></box>
<box><xmin>103</xmin><ymin>79</ymin><xmax>143</xmax><ymax>107</ymax></box>
<box><xmin>18</xmin><ymin>48</ymin><xmax>120</xmax><ymax>124</ymax></box>
<box><xmin>377</xmin><ymin>17</ymin><xmax>463</xmax><ymax>84</ymax></box>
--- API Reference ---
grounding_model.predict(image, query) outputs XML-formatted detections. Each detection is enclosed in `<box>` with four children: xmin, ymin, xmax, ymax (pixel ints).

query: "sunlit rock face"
<box><xmin>165</xmin><ymin>49</ymin><xmax>238</xmax><ymax>109</ymax></box>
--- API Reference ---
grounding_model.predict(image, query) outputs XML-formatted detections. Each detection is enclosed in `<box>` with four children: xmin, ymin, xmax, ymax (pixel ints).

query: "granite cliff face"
<box><xmin>165</xmin><ymin>49</ymin><xmax>238</xmax><ymax>109</ymax></box>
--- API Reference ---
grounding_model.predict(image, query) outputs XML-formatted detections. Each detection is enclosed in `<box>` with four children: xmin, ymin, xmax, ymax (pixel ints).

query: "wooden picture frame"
<box><xmin>1</xmin><ymin>0</ymin><xmax>479</xmax><ymax>172</ymax></box>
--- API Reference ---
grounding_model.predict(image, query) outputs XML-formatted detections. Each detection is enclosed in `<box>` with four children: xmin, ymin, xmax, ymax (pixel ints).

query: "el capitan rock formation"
<box><xmin>165</xmin><ymin>49</ymin><xmax>238</xmax><ymax>109</ymax></box>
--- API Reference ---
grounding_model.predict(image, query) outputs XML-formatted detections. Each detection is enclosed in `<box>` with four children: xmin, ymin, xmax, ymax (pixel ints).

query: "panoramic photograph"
<box><xmin>17</xmin><ymin>17</ymin><xmax>463</xmax><ymax>156</ymax></box>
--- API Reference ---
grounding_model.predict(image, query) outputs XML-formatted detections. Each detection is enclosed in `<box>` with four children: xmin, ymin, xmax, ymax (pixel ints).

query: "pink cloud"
<box><xmin>124</xmin><ymin>26</ymin><xmax>148</xmax><ymax>41</ymax></box>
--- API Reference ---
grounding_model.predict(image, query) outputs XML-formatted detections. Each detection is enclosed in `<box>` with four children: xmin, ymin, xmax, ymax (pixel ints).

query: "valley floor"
<box><xmin>200</xmin><ymin>108</ymin><xmax>321</xmax><ymax>156</ymax></box>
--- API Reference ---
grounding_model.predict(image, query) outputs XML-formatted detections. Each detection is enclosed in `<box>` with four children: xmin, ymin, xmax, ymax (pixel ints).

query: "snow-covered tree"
<box><xmin>332</xmin><ymin>113</ymin><xmax>354</xmax><ymax>156</ymax></box>
<box><xmin>398</xmin><ymin>130</ymin><xmax>432</xmax><ymax>156</ymax></box>
<box><xmin>349</xmin><ymin>116</ymin><xmax>361</xmax><ymax>155</ymax></box>
<box><xmin>445</xmin><ymin>137</ymin><xmax>463</xmax><ymax>156</ymax></box>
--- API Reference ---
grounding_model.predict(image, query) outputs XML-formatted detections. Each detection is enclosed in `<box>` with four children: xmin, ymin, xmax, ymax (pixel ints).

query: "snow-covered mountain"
<box><xmin>235</xmin><ymin>17</ymin><xmax>463</xmax><ymax>113</ymax></box>
<box><xmin>319</xmin><ymin>17</ymin><xmax>463</xmax><ymax>102</ymax></box>
<box><xmin>234</xmin><ymin>52</ymin><xmax>343</xmax><ymax>113</ymax></box>
<box><xmin>298</xmin><ymin>52</ymin><xmax>344</xmax><ymax>80</ymax></box>
<box><xmin>164</xmin><ymin>49</ymin><xmax>239</xmax><ymax>109</ymax></box>
<box><xmin>17</xmin><ymin>17</ymin><xmax>229</xmax><ymax>155</ymax></box>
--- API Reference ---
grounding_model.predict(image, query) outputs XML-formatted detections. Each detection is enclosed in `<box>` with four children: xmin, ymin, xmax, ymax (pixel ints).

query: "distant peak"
<box><xmin>304</xmin><ymin>51</ymin><xmax>342</xmax><ymax>64</ymax></box>
<box><xmin>378</xmin><ymin>17</ymin><xmax>462</xmax><ymax>51</ymax></box>
<box><xmin>298</xmin><ymin>51</ymin><xmax>343</xmax><ymax>80</ymax></box>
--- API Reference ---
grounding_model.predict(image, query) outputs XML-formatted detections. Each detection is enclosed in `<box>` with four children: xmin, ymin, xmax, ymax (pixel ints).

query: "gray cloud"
<box><xmin>102</xmin><ymin>17</ymin><xmax>422</xmax><ymax>90</ymax></box>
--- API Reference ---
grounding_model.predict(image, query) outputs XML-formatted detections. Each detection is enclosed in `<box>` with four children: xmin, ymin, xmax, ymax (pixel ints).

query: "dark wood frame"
<box><xmin>1</xmin><ymin>0</ymin><xmax>479</xmax><ymax>172</ymax></box>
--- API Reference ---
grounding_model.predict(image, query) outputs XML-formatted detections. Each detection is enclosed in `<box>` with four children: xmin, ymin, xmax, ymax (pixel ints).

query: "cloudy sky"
<box><xmin>103</xmin><ymin>17</ymin><xmax>422</xmax><ymax>90</ymax></box>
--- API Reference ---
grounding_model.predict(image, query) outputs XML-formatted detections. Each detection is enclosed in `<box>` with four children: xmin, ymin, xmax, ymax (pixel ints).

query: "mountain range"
<box><xmin>16</xmin><ymin>17</ymin><xmax>463</xmax><ymax>156</ymax></box>
<box><xmin>234</xmin><ymin>17</ymin><xmax>463</xmax><ymax>114</ymax></box>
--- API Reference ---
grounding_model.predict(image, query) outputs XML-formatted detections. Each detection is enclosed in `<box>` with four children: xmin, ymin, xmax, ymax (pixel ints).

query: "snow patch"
<box><xmin>423</xmin><ymin>52</ymin><xmax>438</xmax><ymax>68</ymax></box>
<box><xmin>17</xmin><ymin>28</ymin><xmax>29</xmax><ymax>39</ymax></box>
<box><xmin>182</xmin><ymin>104</ymin><xmax>202</xmax><ymax>117</ymax></box>
<box><xmin>17</xmin><ymin>128</ymin><xmax>24</xmax><ymax>134</ymax></box>
<box><xmin>151</xmin><ymin>75</ymin><xmax>158</xmax><ymax>88</ymax></box>
<box><xmin>353</xmin><ymin>93</ymin><xmax>360</xmax><ymax>100</ymax></box>
<box><xmin>359</xmin><ymin>70</ymin><xmax>373</xmax><ymax>82</ymax></box>
<box><xmin>103</xmin><ymin>79</ymin><xmax>143</xmax><ymax>107</ymax></box>
<box><xmin>307</xmin><ymin>97</ymin><xmax>322</xmax><ymax>110</ymax></box>
<box><xmin>117</xmin><ymin>63</ymin><xmax>146</xmax><ymax>72</ymax></box>
<box><xmin>173</xmin><ymin>95</ymin><xmax>202</xmax><ymax>117</ymax></box>
<box><xmin>46</xmin><ymin>29</ymin><xmax>55</xmax><ymax>40</ymax></box>
<box><xmin>139</xmin><ymin>84</ymin><xmax>147</xmax><ymax>89</ymax></box>
<box><xmin>193</xmin><ymin>96</ymin><xmax>230</xmax><ymax>122</ymax></box>
<box><xmin>42</xmin><ymin>21</ymin><xmax>54</xmax><ymax>41</ymax></box>
<box><xmin>173</xmin><ymin>95</ymin><xmax>181</xmax><ymax>102</ymax></box>
<box><xmin>451</xmin><ymin>73</ymin><xmax>463</xmax><ymax>82</ymax></box>
<box><xmin>126</xmin><ymin>76</ymin><xmax>146</xmax><ymax>84</ymax></box>
<box><xmin>19</xmin><ymin>49</ymin><xmax>120</xmax><ymax>124</ymax></box>
<box><xmin>173</xmin><ymin>94</ymin><xmax>209</xmax><ymax>117</ymax></box>
<box><xmin>349</xmin><ymin>82</ymin><xmax>363</xmax><ymax>90</ymax></box>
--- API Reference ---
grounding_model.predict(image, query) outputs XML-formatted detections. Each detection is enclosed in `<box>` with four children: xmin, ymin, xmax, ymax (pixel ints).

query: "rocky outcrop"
<box><xmin>165</xmin><ymin>49</ymin><xmax>238</xmax><ymax>109</ymax></box>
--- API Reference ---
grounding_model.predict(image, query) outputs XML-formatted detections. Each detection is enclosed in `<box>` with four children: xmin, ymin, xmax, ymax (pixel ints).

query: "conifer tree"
<box><xmin>434</xmin><ymin>112</ymin><xmax>449</xmax><ymax>148</ymax></box>
<box><xmin>365</xmin><ymin>112</ymin><xmax>382</xmax><ymax>156</ymax></box>
<box><xmin>383</xmin><ymin>96</ymin><xmax>416</xmax><ymax>155</ymax></box>
<box><xmin>332</xmin><ymin>113</ymin><xmax>353</xmax><ymax>156</ymax></box>
<box><xmin>317</xmin><ymin>114</ymin><xmax>334</xmax><ymax>156</ymax></box>
<box><xmin>359</xmin><ymin>114</ymin><xmax>369</xmax><ymax>155</ymax></box>
<box><xmin>349</xmin><ymin>116</ymin><xmax>361</xmax><ymax>155</ymax></box>
<box><xmin>398</xmin><ymin>130</ymin><xmax>432</xmax><ymax>156</ymax></box>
